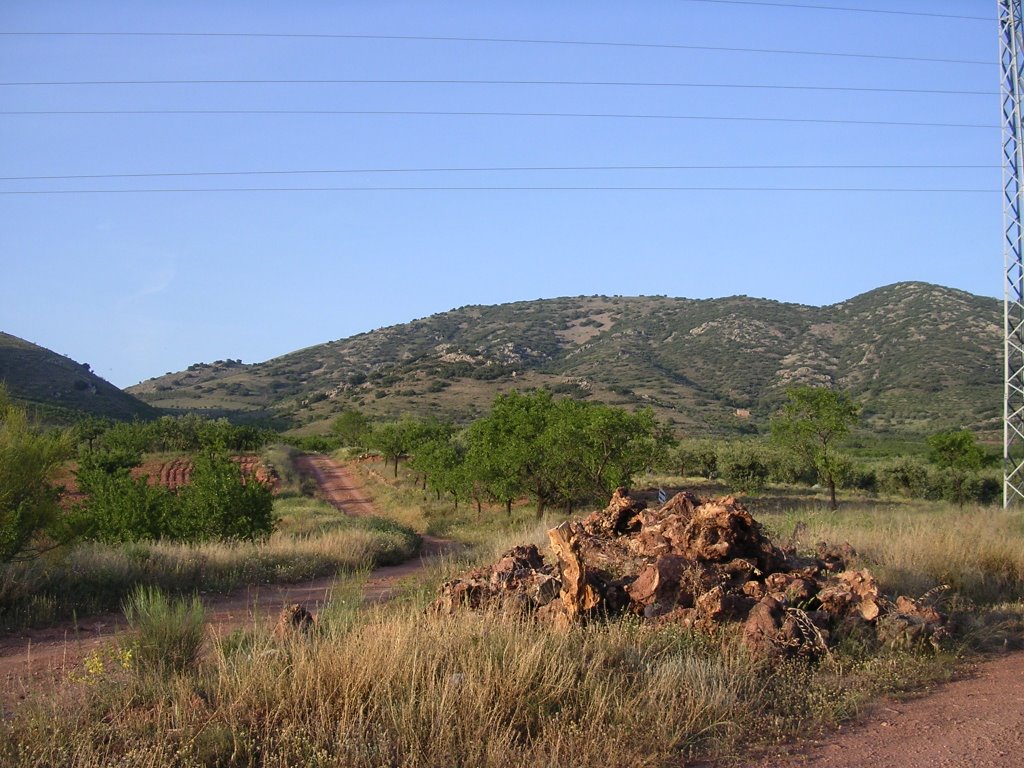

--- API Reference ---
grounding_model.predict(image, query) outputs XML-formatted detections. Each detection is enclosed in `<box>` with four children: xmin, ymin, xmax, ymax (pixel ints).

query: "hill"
<box><xmin>127</xmin><ymin>282</ymin><xmax>1002</xmax><ymax>437</ymax></box>
<box><xmin>0</xmin><ymin>332</ymin><xmax>158</xmax><ymax>423</ymax></box>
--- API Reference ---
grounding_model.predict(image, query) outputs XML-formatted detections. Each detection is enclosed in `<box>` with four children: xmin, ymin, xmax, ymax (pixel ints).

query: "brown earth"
<box><xmin>0</xmin><ymin>454</ymin><xmax>453</xmax><ymax>713</ymax></box>
<box><xmin>730</xmin><ymin>650</ymin><xmax>1024</xmax><ymax>768</ymax></box>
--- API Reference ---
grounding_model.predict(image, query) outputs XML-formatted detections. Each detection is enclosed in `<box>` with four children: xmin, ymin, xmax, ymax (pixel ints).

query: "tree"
<box><xmin>0</xmin><ymin>384</ymin><xmax>72</xmax><ymax>561</ymax></box>
<box><xmin>673</xmin><ymin>439</ymin><xmax>719</xmax><ymax>479</ymax></box>
<box><xmin>463</xmin><ymin>390</ymin><xmax>672</xmax><ymax>518</ymax></box>
<box><xmin>542</xmin><ymin>400</ymin><xmax>672</xmax><ymax>512</ymax></box>
<box><xmin>408</xmin><ymin>429</ymin><xmax>466</xmax><ymax>507</ymax></box>
<box><xmin>717</xmin><ymin>442</ymin><xmax>770</xmax><ymax>494</ymax></box>
<box><xmin>369</xmin><ymin>417</ymin><xmax>436</xmax><ymax>477</ymax></box>
<box><xmin>74</xmin><ymin>470</ymin><xmax>174</xmax><ymax>543</ymax></box>
<box><xmin>927</xmin><ymin>429</ymin><xmax>984</xmax><ymax>471</ymax></box>
<box><xmin>770</xmin><ymin>386</ymin><xmax>859</xmax><ymax>510</ymax></box>
<box><xmin>464</xmin><ymin>390</ymin><xmax>554</xmax><ymax>516</ymax></box>
<box><xmin>927</xmin><ymin>429</ymin><xmax>984</xmax><ymax>507</ymax></box>
<box><xmin>332</xmin><ymin>409</ymin><xmax>371</xmax><ymax>448</ymax></box>
<box><xmin>72</xmin><ymin>416</ymin><xmax>111</xmax><ymax>452</ymax></box>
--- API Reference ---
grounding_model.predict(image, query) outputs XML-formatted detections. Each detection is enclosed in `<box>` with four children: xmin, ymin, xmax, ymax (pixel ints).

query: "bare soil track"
<box><xmin>724</xmin><ymin>650</ymin><xmax>1024</xmax><ymax>768</ymax></box>
<box><xmin>0</xmin><ymin>454</ymin><xmax>452</xmax><ymax>712</ymax></box>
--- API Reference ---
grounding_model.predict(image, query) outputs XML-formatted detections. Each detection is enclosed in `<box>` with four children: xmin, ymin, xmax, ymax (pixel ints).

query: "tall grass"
<box><xmin>761</xmin><ymin>503</ymin><xmax>1024</xmax><ymax>604</ymax></box>
<box><xmin>345</xmin><ymin>456</ymin><xmax>572</xmax><ymax>549</ymax></box>
<box><xmin>4</xmin><ymin>485</ymin><xmax>1023</xmax><ymax>766</ymax></box>
<box><xmin>0</xmin><ymin>602</ymin><xmax>952</xmax><ymax>768</ymax></box>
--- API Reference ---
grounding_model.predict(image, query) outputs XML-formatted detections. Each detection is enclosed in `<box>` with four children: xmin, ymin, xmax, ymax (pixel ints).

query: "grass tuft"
<box><xmin>122</xmin><ymin>585</ymin><xmax>206</xmax><ymax>675</ymax></box>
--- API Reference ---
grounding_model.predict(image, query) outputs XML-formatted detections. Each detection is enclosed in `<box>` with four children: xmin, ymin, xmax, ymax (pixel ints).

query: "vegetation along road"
<box><xmin>0</xmin><ymin>454</ymin><xmax>451</xmax><ymax>708</ymax></box>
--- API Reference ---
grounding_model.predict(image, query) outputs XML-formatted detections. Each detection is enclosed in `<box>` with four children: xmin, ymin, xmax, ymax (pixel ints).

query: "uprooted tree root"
<box><xmin>432</xmin><ymin>489</ymin><xmax>948</xmax><ymax>658</ymax></box>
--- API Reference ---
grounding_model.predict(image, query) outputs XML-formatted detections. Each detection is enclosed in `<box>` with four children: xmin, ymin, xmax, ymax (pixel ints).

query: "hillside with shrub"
<box><xmin>129</xmin><ymin>282</ymin><xmax>1001</xmax><ymax>438</ymax></box>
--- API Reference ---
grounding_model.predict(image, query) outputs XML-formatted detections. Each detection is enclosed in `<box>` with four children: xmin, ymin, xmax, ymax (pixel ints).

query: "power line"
<box><xmin>0</xmin><ymin>164</ymin><xmax>1001</xmax><ymax>182</ymax></box>
<box><xmin>0</xmin><ymin>78</ymin><xmax>998</xmax><ymax>96</ymax></box>
<box><xmin>0</xmin><ymin>109</ymin><xmax>999</xmax><ymax>129</ymax></box>
<box><xmin>0</xmin><ymin>32</ymin><xmax>994</xmax><ymax>66</ymax></box>
<box><xmin>681</xmin><ymin>0</ymin><xmax>993</xmax><ymax>21</ymax></box>
<box><xmin>0</xmin><ymin>186</ymin><xmax>997</xmax><ymax>195</ymax></box>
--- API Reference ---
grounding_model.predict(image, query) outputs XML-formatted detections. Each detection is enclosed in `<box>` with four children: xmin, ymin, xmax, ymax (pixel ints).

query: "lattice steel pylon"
<box><xmin>1001</xmin><ymin>0</ymin><xmax>1024</xmax><ymax>506</ymax></box>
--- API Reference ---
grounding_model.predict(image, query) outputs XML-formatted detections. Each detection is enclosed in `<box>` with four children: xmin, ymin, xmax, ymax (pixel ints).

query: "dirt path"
<box><xmin>737</xmin><ymin>651</ymin><xmax>1024</xmax><ymax>768</ymax></box>
<box><xmin>293</xmin><ymin>453</ymin><xmax>380</xmax><ymax>517</ymax></box>
<box><xmin>0</xmin><ymin>454</ymin><xmax>454</xmax><ymax>710</ymax></box>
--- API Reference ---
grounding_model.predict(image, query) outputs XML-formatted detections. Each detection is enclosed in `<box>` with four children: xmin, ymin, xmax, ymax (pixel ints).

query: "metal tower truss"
<box><xmin>1001</xmin><ymin>0</ymin><xmax>1024</xmax><ymax>506</ymax></box>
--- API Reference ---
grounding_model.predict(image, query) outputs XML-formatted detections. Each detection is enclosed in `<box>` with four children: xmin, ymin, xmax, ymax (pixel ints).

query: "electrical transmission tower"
<box><xmin>1001</xmin><ymin>0</ymin><xmax>1024</xmax><ymax>506</ymax></box>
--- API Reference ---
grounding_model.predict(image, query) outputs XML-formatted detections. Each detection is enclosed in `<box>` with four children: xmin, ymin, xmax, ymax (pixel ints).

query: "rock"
<box><xmin>815</xmin><ymin>541</ymin><xmax>858</xmax><ymax>572</ymax></box>
<box><xmin>626</xmin><ymin>555</ymin><xmax>688</xmax><ymax>608</ymax></box>
<box><xmin>430</xmin><ymin>489</ymin><xmax>940</xmax><ymax>658</ymax></box>
<box><xmin>877</xmin><ymin>594</ymin><xmax>949</xmax><ymax>651</ymax></box>
<box><xmin>741</xmin><ymin>597</ymin><xmax>820</xmax><ymax>659</ymax></box>
<box><xmin>548</xmin><ymin>521</ymin><xmax>602</xmax><ymax>618</ymax></box>
<box><xmin>582</xmin><ymin>487</ymin><xmax>648</xmax><ymax>535</ymax></box>
<box><xmin>669</xmin><ymin>498</ymin><xmax>784</xmax><ymax>572</ymax></box>
<box><xmin>764</xmin><ymin>573</ymin><xmax>817</xmax><ymax>605</ymax></box>
<box><xmin>692</xmin><ymin>586</ymin><xmax>755</xmax><ymax>632</ymax></box>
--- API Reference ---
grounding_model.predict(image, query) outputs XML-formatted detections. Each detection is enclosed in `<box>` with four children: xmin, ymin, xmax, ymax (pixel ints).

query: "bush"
<box><xmin>672</xmin><ymin>440</ymin><xmax>719</xmax><ymax>479</ymax></box>
<box><xmin>75</xmin><ymin>448</ymin><xmax>275</xmax><ymax>544</ymax></box>
<box><xmin>122</xmin><ymin>585</ymin><xmax>205</xmax><ymax>675</ymax></box>
<box><xmin>877</xmin><ymin>457</ymin><xmax>930</xmax><ymax>498</ymax></box>
<box><xmin>0</xmin><ymin>386</ymin><xmax>72</xmax><ymax>562</ymax></box>
<box><xmin>174</xmin><ymin>449</ymin><xmax>275</xmax><ymax>542</ymax></box>
<box><xmin>877</xmin><ymin>457</ymin><xmax>1000</xmax><ymax>505</ymax></box>
<box><xmin>718</xmin><ymin>443</ymin><xmax>769</xmax><ymax>493</ymax></box>
<box><xmin>841</xmin><ymin>465</ymin><xmax>878</xmax><ymax>494</ymax></box>
<box><xmin>73</xmin><ymin>470</ymin><xmax>175</xmax><ymax>543</ymax></box>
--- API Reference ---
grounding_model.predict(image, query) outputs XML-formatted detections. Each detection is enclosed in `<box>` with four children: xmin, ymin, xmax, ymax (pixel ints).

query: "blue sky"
<box><xmin>0</xmin><ymin>1</ymin><xmax>1002</xmax><ymax>387</ymax></box>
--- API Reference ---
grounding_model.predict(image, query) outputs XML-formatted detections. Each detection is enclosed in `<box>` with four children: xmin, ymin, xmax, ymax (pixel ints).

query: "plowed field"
<box><xmin>59</xmin><ymin>454</ymin><xmax>277</xmax><ymax>502</ymax></box>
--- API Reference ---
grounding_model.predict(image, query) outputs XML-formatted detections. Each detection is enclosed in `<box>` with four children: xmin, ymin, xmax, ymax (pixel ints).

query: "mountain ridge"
<box><xmin>125</xmin><ymin>281</ymin><xmax>1002</xmax><ymax>437</ymax></box>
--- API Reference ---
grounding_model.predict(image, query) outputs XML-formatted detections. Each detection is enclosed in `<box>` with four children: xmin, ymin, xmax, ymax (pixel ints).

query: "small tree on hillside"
<box><xmin>770</xmin><ymin>385</ymin><xmax>859</xmax><ymax>510</ymax></box>
<box><xmin>369</xmin><ymin>418</ymin><xmax>437</xmax><ymax>477</ymax></box>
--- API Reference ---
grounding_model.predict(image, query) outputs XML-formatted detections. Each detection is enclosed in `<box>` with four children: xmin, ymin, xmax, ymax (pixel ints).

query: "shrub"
<box><xmin>718</xmin><ymin>442</ymin><xmax>769</xmax><ymax>493</ymax></box>
<box><xmin>841</xmin><ymin>465</ymin><xmax>878</xmax><ymax>494</ymax></box>
<box><xmin>73</xmin><ymin>470</ymin><xmax>175</xmax><ymax>543</ymax></box>
<box><xmin>122</xmin><ymin>585</ymin><xmax>205</xmax><ymax>675</ymax></box>
<box><xmin>0</xmin><ymin>386</ymin><xmax>72</xmax><ymax>562</ymax></box>
<box><xmin>174</xmin><ymin>449</ymin><xmax>275</xmax><ymax>542</ymax></box>
<box><xmin>877</xmin><ymin>457</ymin><xmax>930</xmax><ymax>498</ymax></box>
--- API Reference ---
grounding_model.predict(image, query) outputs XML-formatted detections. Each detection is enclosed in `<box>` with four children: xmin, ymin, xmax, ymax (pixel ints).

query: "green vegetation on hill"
<box><xmin>127</xmin><ymin>282</ymin><xmax>1002</xmax><ymax>439</ymax></box>
<box><xmin>0</xmin><ymin>332</ymin><xmax>157</xmax><ymax>423</ymax></box>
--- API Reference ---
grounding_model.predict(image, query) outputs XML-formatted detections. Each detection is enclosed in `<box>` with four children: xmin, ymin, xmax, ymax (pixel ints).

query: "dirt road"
<box><xmin>0</xmin><ymin>454</ymin><xmax>453</xmax><ymax>707</ymax></box>
<box><xmin>740</xmin><ymin>650</ymin><xmax>1024</xmax><ymax>768</ymax></box>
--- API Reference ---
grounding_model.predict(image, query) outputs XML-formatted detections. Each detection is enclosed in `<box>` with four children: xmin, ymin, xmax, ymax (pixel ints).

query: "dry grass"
<box><xmin>343</xmin><ymin>455</ymin><xmax>571</xmax><ymax>549</ymax></box>
<box><xmin>0</xmin><ymin>598</ymin><xmax>952</xmax><ymax>768</ymax></box>
<box><xmin>762</xmin><ymin>503</ymin><xmax>1024</xmax><ymax>605</ymax></box>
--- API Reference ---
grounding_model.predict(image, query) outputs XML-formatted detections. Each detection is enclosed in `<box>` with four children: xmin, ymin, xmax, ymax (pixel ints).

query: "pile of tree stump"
<box><xmin>432</xmin><ymin>489</ymin><xmax>947</xmax><ymax>657</ymax></box>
